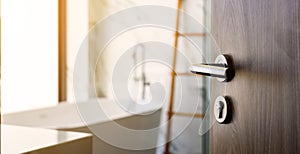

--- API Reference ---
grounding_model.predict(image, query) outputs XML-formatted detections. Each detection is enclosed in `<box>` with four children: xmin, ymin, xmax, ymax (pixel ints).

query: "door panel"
<box><xmin>210</xmin><ymin>0</ymin><xmax>300</xmax><ymax>153</ymax></box>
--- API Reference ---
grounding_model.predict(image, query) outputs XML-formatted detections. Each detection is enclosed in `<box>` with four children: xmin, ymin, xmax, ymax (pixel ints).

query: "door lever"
<box><xmin>189</xmin><ymin>54</ymin><xmax>235</xmax><ymax>82</ymax></box>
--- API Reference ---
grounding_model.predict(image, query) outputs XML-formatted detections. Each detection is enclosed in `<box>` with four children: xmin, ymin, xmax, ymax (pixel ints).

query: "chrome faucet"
<box><xmin>132</xmin><ymin>44</ymin><xmax>150</xmax><ymax>100</ymax></box>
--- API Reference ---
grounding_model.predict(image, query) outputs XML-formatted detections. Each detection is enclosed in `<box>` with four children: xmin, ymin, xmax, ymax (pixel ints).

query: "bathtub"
<box><xmin>2</xmin><ymin>98</ymin><xmax>162</xmax><ymax>154</ymax></box>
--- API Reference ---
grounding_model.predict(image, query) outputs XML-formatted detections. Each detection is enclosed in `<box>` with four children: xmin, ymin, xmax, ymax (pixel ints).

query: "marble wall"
<box><xmin>88</xmin><ymin>0</ymin><xmax>210</xmax><ymax>153</ymax></box>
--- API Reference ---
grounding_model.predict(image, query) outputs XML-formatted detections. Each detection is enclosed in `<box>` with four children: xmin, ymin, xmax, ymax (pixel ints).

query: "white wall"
<box><xmin>66</xmin><ymin>0</ymin><xmax>89</xmax><ymax>103</ymax></box>
<box><xmin>2</xmin><ymin>0</ymin><xmax>58</xmax><ymax>113</ymax></box>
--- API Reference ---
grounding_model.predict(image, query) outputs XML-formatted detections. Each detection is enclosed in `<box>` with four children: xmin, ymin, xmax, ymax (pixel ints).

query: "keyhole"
<box><xmin>217</xmin><ymin>101</ymin><xmax>224</xmax><ymax>119</ymax></box>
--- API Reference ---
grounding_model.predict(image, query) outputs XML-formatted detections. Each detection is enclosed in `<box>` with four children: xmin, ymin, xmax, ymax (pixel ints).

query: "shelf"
<box><xmin>168</xmin><ymin>111</ymin><xmax>205</xmax><ymax>119</ymax></box>
<box><xmin>178</xmin><ymin>33</ymin><xmax>206</xmax><ymax>37</ymax></box>
<box><xmin>175</xmin><ymin>72</ymin><xmax>199</xmax><ymax>76</ymax></box>
<box><xmin>171</xmin><ymin>71</ymin><xmax>202</xmax><ymax>76</ymax></box>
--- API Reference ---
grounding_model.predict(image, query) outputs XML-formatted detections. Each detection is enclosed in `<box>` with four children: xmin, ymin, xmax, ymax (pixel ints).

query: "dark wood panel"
<box><xmin>210</xmin><ymin>0</ymin><xmax>300</xmax><ymax>153</ymax></box>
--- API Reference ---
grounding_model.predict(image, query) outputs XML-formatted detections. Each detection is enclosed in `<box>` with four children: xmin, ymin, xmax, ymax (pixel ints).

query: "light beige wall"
<box><xmin>66</xmin><ymin>0</ymin><xmax>89</xmax><ymax>102</ymax></box>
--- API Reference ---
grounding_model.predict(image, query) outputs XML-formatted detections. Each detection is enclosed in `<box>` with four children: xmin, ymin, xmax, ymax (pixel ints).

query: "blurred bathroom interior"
<box><xmin>1</xmin><ymin>0</ymin><xmax>211</xmax><ymax>153</ymax></box>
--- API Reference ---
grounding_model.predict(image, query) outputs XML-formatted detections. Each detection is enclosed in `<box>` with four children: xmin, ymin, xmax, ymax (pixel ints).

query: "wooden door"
<box><xmin>210</xmin><ymin>0</ymin><xmax>300</xmax><ymax>153</ymax></box>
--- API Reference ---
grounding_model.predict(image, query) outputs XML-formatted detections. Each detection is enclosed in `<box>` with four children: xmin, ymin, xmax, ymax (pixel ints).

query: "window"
<box><xmin>2</xmin><ymin>0</ymin><xmax>58</xmax><ymax>113</ymax></box>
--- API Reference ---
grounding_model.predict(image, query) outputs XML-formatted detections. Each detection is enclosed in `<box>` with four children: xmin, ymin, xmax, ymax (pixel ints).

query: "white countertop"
<box><xmin>1</xmin><ymin>124</ymin><xmax>92</xmax><ymax>154</ymax></box>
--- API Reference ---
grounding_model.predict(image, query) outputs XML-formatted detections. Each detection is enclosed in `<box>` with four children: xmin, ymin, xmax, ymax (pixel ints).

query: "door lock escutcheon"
<box><xmin>214</xmin><ymin>96</ymin><xmax>231</xmax><ymax>124</ymax></box>
<box><xmin>189</xmin><ymin>54</ymin><xmax>235</xmax><ymax>82</ymax></box>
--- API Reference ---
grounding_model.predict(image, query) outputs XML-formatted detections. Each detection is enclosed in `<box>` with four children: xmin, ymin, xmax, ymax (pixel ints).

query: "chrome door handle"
<box><xmin>189</xmin><ymin>54</ymin><xmax>235</xmax><ymax>82</ymax></box>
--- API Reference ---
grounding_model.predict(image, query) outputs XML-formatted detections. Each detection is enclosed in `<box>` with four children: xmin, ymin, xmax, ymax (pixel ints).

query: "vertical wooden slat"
<box><xmin>0</xmin><ymin>17</ymin><xmax>2</xmax><ymax>119</ymax></box>
<box><xmin>165</xmin><ymin>0</ymin><xmax>183</xmax><ymax>153</ymax></box>
<box><xmin>58</xmin><ymin>0</ymin><xmax>67</xmax><ymax>102</ymax></box>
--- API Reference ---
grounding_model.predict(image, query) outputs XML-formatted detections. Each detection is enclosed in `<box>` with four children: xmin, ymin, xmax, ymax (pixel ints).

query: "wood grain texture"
<box><xmin>58</xmin><ymin>0</ymin><xmax>67</xmax><ymax>102</ymax></box>
<box><xmin>210</xmin><ymin>0</ymin><xmax>300</xmax><ymax>153</ymax></box>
